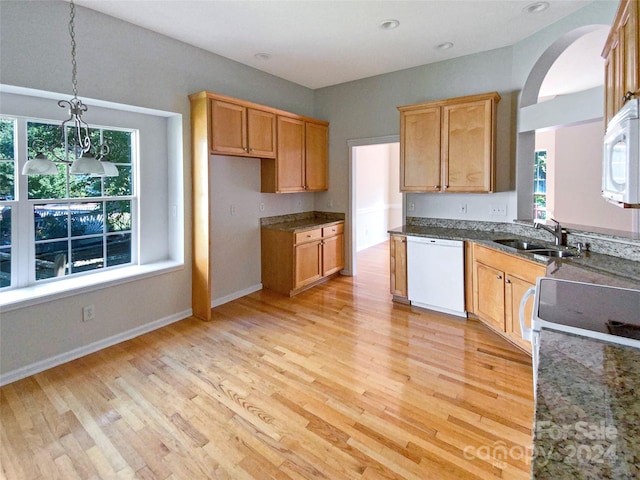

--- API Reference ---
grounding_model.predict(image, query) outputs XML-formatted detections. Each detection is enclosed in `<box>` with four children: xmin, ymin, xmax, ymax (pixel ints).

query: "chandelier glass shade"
<box><xmin>22</xmin><ymin>0</ymin><xmax>118</xmax><ymax>178</ymax></box>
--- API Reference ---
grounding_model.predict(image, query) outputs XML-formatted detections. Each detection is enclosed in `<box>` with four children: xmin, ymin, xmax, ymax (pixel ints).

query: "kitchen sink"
<box><xmin>493</xmin><ymin>239</ymin><xmax>547</xmax><ymax>250</ymax></box>
<box><xmin>493</xmin><ymin>238</ymin><xmax>579</xmax><ymax>258</ymax></box>
<box><xmin>532</xmin><ymin>249</ymin><xmax>579</xmax><ymax>258</ymax></box>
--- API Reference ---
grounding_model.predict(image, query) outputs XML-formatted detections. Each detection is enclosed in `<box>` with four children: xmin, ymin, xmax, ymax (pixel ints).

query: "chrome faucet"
<box><xmin>534</xmin><ymin>218</ymin><xmax>565</xmax><ymax>246</ymax></box>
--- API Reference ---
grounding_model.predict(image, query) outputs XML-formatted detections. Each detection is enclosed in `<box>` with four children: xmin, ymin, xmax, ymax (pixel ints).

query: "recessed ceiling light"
<box><xmin>254</xmin><ymin>52</ymin><xmax>271</xmax><ymax>61</ymax></box>
<box><xmin>524</xmin><ymin>2</ymin><xmax>550</xmax><ymax>14</ymax></box>
<box><xmin>379</xmin><ymin>19</ymin><xmax>400</xmax><ymax>30</ymax></box>
<box><xmin>435</xmin><ymin>42</ymin><xmax>454</xmax><ymax>50</ymax></box>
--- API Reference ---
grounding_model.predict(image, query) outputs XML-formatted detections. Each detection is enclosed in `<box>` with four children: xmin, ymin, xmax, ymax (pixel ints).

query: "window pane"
<box><xmin>0</xmin><ymin>162</ymin><xmax>15</xmax><ymax>201</ymax></box>
<box><xmin>0</xmin><ymin>205</ymin><xmax>10</xmax><ymax>246</ymax></box>
<box><xmin>34</xmin><ymin>204</ymin><xmax>69</xmax><ymax>241</ymax></box>
<box><xmin>71</xmin><ymin>237</ymin><xmax>103</xmax><ymax>273</ymax></box>
<box><xmin>0</xmin><ymin>247</ymin><xmax>10</xmax><ymax>288</ymax></box>
<box><xmin>70</xmin><ymin>202</ymin><xmax>103</xmax><ymax>237</ymax></box>
<box><xmin>35</xmin><ymin>240</ymin><xmax>68</xmax><ymax>280</ymax></box>
<box><xmin>104</xmin><ymin>165</ymin><xmax>132</xmax><ymax>196</ymax></box>
<box><xmin>106</xmin><ymin>200</ymin><xmax>131</xmax><ymax>232</ymax></box>
<box><xmin>69</xmin><ymin>174</ymin><xmax>102</xmax><ymax>198</ymax></box>
<box><xmin>103</xmin><ymin>130</ymin><xmax>132</xmax><ymax>165</ymax></box>
<box><xmin>0</xmin><ymin>119</ymin><xmax>15</xmax><ymax>201</ymax></box>
<box><xmin>28</xmin><ymin>122</ymin><xmax>68</xmax><ymax>200</ymax></box>
<box><xmin>107</xmin><ymin>233</ymin><xmax>131</xmax><ymax>267</ymax></box>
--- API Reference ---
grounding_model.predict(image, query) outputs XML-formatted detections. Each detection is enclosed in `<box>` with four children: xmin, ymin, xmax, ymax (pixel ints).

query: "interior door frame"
<box><xmin>347</xmin><ymin>134</ymin><xmax>400</xmax><ymax>276</ymax></box>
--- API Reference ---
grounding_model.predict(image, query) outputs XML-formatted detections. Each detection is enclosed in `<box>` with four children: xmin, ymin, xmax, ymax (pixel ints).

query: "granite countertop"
<box><xmin>388</xmin><ymin>224</ymin><xmax>640</xmax><ymax>289</ymax></box>
<box><xmin>533</xmin><ymin>329</ymin><xmax>640</xmax><ymax>479</ymax></box>
<box><xmin>260</xmin><ymin>211</ymin><xmax>345</xmax><ymax>232</ymax></box>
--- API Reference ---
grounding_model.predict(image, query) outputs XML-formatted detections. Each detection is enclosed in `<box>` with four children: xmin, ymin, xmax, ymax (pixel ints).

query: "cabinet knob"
<box><xmin>496</xmin><ymin>275</ymin><xmax>502</xmax><ymax>280</ymax></box>
<box><xmin>505</xmin><ymin>279</ymin><xmax>511</xmax><ymax>284</ymax></box>
<box><xmin>443</xmin><ymin>185</ymin><xmax>448</xmax><ymax>190</ymax></box>
<box><xmin>434</xmin><ymin>185</ymin><xmax>440</xmax><ymax>189</ymax></box>
<box><xmin>249</xmin><ymin>148</ymin><xmax>254</xmax><ymax>152</ymax></box>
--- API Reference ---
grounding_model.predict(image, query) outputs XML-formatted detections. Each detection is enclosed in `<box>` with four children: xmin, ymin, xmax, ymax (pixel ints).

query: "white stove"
<box><xmin>520</xmin><ymin>277</ymin><xmax>640</xmax><ymax>390</ymax></box>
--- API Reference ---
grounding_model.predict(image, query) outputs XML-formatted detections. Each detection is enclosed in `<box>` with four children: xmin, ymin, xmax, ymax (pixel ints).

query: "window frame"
<box><xmin>0</xmin><ymin>85</ymin><xmax>184</xmax><ymax>313</ymax></box>
<box><xmin>1</xmin><ymin>115</ymin><xmax>139</xmax><ymax>290</ymax></box>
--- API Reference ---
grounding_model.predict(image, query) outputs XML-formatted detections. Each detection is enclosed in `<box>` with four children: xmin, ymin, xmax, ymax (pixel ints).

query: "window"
<box><xmin>533</xmin><ymin>149</ymin><xmax>547</xmax><ymax>220</ymax></box>
<box><xmin>0</xmin><ymin>116</ymin><xmax>137</xmax><ymax>289</ymax></box>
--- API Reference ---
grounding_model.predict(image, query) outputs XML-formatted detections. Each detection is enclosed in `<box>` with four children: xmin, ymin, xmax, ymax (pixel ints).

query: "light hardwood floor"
<box><xmin>1</xmin><ymin>242</ymin><xmax>534</xmax><ymax>479</ymax></box>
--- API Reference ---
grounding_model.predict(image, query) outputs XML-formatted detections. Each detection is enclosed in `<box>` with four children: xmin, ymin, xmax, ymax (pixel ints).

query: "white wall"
<box><xmin>554</xmin><ymin>121</ymin><xmax>633</xmax><ymax>230</ymax></box>
<box><xmin>354</xmin><ymin>143</ymin><xmax>401</xmax><ymax>251</ymax></box>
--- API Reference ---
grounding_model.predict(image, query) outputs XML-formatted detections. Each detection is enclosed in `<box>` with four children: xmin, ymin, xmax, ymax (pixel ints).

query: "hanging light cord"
<box><xmin>57</xmin><ymin>0</ymin><xmax>91</xmax><ymax>159</ymax></box>
<box><xmin>69</xmin><ymin>0</ymin><xmax>79</xmax><ymax>100</ymax></box>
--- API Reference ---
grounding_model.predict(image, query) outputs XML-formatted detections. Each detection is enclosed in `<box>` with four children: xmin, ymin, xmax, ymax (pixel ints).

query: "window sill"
<box><xmin>0</xmin><ymin>261</ymin><xmax>184</xmax><ymax>313</ymax></box>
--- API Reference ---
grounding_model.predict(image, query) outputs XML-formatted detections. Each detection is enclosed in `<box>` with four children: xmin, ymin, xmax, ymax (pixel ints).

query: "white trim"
<box><xmin>0</xmin><ymin>260</ymin><xmax>184</xmax><ymax>312</ymax></box>
<box><xmin>211</xmin><ymin>283</ymin><xmax>263</xmax><ymax>308</ymax></box>
<box><xmin>0</xmin><ymin>84</ymin><xmax>178</xmax><ymax>118</ymax></box>
<box><xmin>0</xmin><ymin>308</ymin><xmax>192</xmax><ymax>386</ymax></box>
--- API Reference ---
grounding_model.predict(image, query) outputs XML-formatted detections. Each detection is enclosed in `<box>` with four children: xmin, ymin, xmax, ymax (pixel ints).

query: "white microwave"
<box><xmin>602</xmin><ymin>98</ymin><xmax>640</xmax><ymax>205</ymax></box>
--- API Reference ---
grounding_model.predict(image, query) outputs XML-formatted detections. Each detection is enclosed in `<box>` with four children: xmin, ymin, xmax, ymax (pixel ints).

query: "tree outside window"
<box><xmin>534</xmin><ymin>150</ymin><xmax>547</xmax><ymax>220</ymax></box>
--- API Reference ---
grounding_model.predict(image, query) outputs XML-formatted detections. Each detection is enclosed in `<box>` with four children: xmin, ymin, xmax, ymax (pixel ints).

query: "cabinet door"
<box><xmin>247</xmin><ymin>108</ymin><xmax>276</xmax><ymax>158</ymax></box>
<box><xmin>390</xmin><ymin>234</ymin><xmax>407</xmax><ymax>299</ymax></box>
<box><xmin>619</xmin><ymin>0</ymin><xmax>639</xmax><ymax>107</ymax></box>
<box><xmin>400</xmin><ymin>107</ymin><xmax>441</xmax><ymax>192</ymax></box>
<box><xmin>210</xmin><ymin>100</ymin><xmax>247</xmax><ymax>155</ymax></box>
<box><xmin>294</xmin><ymin>240</ymin><xmax>323</xmax><ymax>288</ymax></box>
<box><xmin>505</xmin><ymin>274</ymin><xmax>535</xmax><ymax>354</ymax></box>
<box><xmin>276</xmin><ymin>116</ymin><xmax>305</xmax><ymax>192</ymax></box>
<box><xmin>442</xmin><ymin>99</ymin><xmax>494</xmax><ymax>192</ymax></box>
<box><xmin>604</xmin><ymin>46</ymin><xmax>618</xmax><ymax>125</ymax></box>
<box><xmin>474</xmin><ymin>262</ymin><xmax>505</xmax><ymax>332</ymax></box>
<box><xmin>305</xmin><ymin>122</ymin><xmax>329</xmax><ymax>191</ymax></box>
<box><xmin>322</xmin><ymin>233</ymin><xmax>344</xmax><ymax>276</ymax></box>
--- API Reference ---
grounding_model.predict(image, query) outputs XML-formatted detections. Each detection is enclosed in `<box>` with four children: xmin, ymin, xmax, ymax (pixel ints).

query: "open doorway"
<box><xmin>348</xmin><ymin>136</ymin><xmax>401</xmax><ymax>276</ymax></box>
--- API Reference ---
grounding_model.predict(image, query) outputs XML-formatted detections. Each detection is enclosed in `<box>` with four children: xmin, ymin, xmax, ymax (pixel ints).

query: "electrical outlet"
<box><xmin>489</xmin><ymin>204</ymin><xmax>507</xmax><ymax>216</ymax></box>
<box><xmin>408</xmin><ymin>202</ymin><xmax>415</xmax><ymax>212</ymax></box>
<box><xmin>230</xmin><ymin>204</ymin><xmax>237</xmax><ymax>215</ymax></box>
<box><xmin>259</xmin><ymin>202</ymin><xmax>265</xmax><ymax>212</ymax></box>
<box><xmin>82</xmin><ymin>304</ymin><xmax>95</xmax><ymax>322</ymax></box>
<box><xmin>327</xmin><ymin>199</ymin><xmax>333</xmax><ymax>208</ymax></box>
<box><xmin>459</xmin><ymin>203</ymin><xmax>467</xmax><ymax>214</ymax></box>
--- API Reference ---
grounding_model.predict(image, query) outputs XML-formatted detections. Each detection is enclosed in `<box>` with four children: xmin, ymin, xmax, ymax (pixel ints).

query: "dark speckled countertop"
<box><xmin>260</xmin><ymin>211</ymin><xmax>345</xmax><ymax>232</ymax></box>
<box><xmin>532</xmin><ymin>330</ymin><xmax>640</xmax><ymax>479</ymax></box>
<box><xmin>388</xmin><ymin>224</ymin><xmax>640</xmax><ymax>289</ymax></box>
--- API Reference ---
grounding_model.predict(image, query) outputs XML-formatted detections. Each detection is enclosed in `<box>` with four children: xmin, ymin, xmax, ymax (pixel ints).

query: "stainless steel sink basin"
<box><xmin>493</xmin><ymin>239</ymin><xmax>547</xmax><ymax>250</ymax></box>
<box><xmin>532</xmin><ymin>249</ymin><xmax>579</xmax><ymax>258</ymax></box>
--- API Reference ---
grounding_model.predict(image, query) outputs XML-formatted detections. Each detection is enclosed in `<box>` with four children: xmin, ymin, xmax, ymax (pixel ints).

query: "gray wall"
<box><xmin>0</xmin><ymin>0</ymin><xmax>316</xmax><ymax>380</ymax></box>
<box><xmin>314</xmin><ymin>0</ymin><xmax>616</xmax><ymax>272</ymax></box>
<box><xmin>0</xmin><ymin>0</ymin><xmax>618</xmax><ymax>380</ymax></box>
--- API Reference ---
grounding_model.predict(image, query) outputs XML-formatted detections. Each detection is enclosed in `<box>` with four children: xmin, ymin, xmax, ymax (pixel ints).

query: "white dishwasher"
<box><xmin>407</xmin><ymin>236</ymin><xmax>466</xmax><ymax>317</ymax></box>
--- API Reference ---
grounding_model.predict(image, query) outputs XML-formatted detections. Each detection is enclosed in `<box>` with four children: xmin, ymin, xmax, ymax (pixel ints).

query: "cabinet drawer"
<box><xmin>295</xmin><ymin>228</ymin><xmax>322</xmax><ymax>244</ymax></box>
<box><xmin>473</xmin><ymin>244</ymin><xmax>545</xmax><ymax>284</ymax></box>
<box><xmin>322</xmin><ymin>223</ymin><xmax>344</xmax><ymax>237</ymax></box>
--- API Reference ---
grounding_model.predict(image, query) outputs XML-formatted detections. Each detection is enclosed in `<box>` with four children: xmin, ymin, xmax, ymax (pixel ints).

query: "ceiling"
<box><xmin>74</xmin><ymin>0</ymin><xmax>603</xmax><ymax>90</ymax></box>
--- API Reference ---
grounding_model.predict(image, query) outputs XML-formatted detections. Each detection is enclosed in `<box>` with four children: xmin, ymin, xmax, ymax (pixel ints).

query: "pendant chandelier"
<box><xmin>22</xmin><ymin>0</ymin><xmax>118</xmax><ymax>177</ymax></box>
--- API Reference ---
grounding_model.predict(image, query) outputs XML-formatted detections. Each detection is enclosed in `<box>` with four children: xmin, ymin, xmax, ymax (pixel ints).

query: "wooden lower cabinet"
<box><xmin>262</xmin><ymin>222</ymin><xmax>344</xmax><ymax>296</ymax></box>
<box><xmin>389</xmin><ymin>234</ymin><xmax>408</xmax><ymax>302</ymax></box>
<box><xmin>472</xmin><ymin>243</ymin><xmax>546</xmax><ymax>354</ymax></box>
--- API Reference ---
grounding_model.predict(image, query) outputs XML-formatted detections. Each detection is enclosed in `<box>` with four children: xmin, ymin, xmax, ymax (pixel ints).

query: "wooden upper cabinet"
<box><xmin>275</xmin><ymin>116</ymin><xmax>305</xmax><ymax>192</ymax></box>
<box><xmin>305</xmin><ymin>121</ymin><xmax>329</xmax><ymax>191</ymax></box>
<box><xmin>247</xmin><ymin>108</ymin><xmax>277</xmax><ymax>157</ymax></box>
<box><xmin>398</xmin><ymin>92</ymin><xmax>500</xmax><ymax>193</ymax></box>
<box><xmin>602</xmin><ymin>0</ymin><xmax>639</xmax><ymax>125</ymax></box>
<box><xmin>262</xmin><ymin>117</ymin><xmax>329</xmax><ymax>193</ymax></box>
<box><xmin>210</xmin><ymin>99</ymin><xmax>276</xmax><ymax>158</ymax></box>
<box><xmin>400</xmin><ymin>107</ymin><xmax>441</xmax><ymax>192</ymax></box>
<box><xmin>443</xmin><ymin>98</ymin><xmax>495</xmax><ymax>192</ymax></box>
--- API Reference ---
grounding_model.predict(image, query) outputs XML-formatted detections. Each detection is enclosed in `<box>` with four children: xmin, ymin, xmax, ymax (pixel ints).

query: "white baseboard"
<box><xmin>0</xmin><ymin>309</ymin><xmax>192</xmax><ymax>387</ymax></box>
<box><xmin>211</xmin><ymin>283</ymin><xmax>262</xmax><ymax>308</ymax></box>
